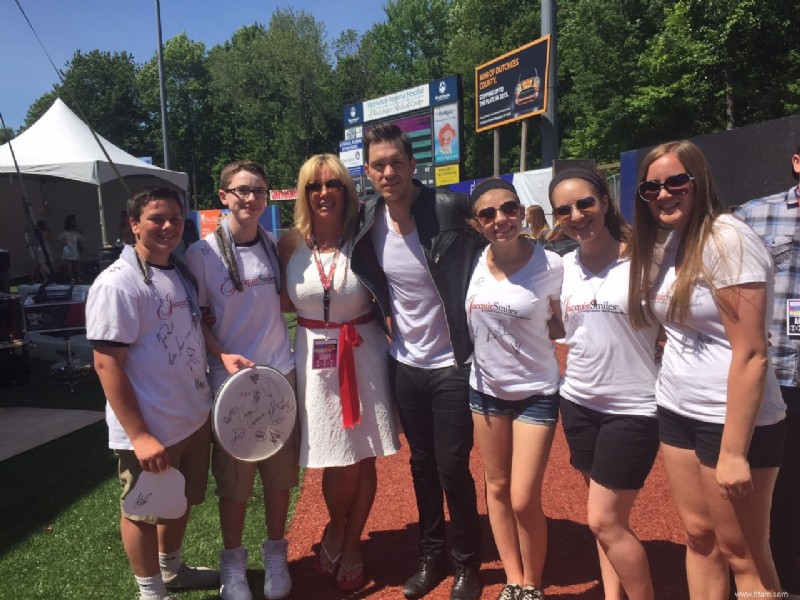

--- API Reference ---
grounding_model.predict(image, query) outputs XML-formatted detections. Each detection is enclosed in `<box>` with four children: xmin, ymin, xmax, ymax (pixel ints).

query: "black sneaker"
<box><xmin>450</xmin><ymin>565</ymin><xmax>481</xmax><ymax>600</ymax></box>
<box><xmin>518</xmin><ymin>585</ymin><xmax>544</xmax><ymax>600</ymax></box>
<box><xmin>403</xmin><ymin>555</ymin><xmax>447</xmax><ymax>598</ymax></box>
<box><xmin>498</xmin><ymin>583</ymin><xmax>521</xmax><ymax>600</ymax></box>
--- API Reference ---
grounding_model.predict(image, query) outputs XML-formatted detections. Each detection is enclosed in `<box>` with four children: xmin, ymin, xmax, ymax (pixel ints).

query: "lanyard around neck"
<box><xmin>311</xmin><ymin>235</ymin><xmax>341</xmax><ymax>325</ymax></box>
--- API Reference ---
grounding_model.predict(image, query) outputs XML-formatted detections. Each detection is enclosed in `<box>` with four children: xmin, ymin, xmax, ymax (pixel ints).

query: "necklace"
<box><xmin>578</xmin><ymin>241</ymin><xmax>620</xmax><ymax>307</ymax></box>
<box><xmin>587</xmin><ymin>275</ymin><xmax>608</xmax><ymax>308</ymax></box>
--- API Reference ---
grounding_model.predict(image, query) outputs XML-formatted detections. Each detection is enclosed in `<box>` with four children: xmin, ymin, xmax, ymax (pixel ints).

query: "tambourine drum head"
<box><xmin>212</xmin><ymin>366</ymin><xmax>296</xmax><ymax>462</ymax></box>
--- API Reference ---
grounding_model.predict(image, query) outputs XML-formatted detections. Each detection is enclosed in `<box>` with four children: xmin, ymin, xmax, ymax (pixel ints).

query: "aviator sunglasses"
<box><xmin>476</xmin><ymin>200</ymin><xmax>520</xmax><ymax>225</ymax></box>
<box><xmin>637</xmin><ymin>172</ymin><xmax>695</xmax><ymax>202</ymax></box>
<box><xmin>553</xmin><ymin>196</ymin><xmax>597</xmax><ymax>219</ymax></box>
<box><xmin>305</xmin><ymin>178</ymin><xmax>344</xmax><ymax>193</ymax></box>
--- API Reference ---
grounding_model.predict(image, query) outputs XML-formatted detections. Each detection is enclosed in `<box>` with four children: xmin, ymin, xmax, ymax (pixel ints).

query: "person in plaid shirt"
<box><xmin>735</xmin><ymin>144</ymin><xmax>800</xmax><ymax>595</ymax></box>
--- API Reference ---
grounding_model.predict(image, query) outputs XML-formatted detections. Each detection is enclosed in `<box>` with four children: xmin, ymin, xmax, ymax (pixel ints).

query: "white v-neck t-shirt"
<box><xmin>560</xmin><ymin>251</ymin><xmax>658</xmax><ymax>415</ymax></box>
<box><xmin>371</xmin><ymin>204</ymin><xmax>455</xmax><ymax>368</ymax></box>
<box><xmin>466</xmin><ymin>244</ymin><xmax>562</xmax><ymax>400</ymax></box>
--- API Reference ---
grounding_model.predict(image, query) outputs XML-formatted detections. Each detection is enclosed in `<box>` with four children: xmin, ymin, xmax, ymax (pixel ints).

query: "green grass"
<box><xmin>1</xmin><ymin>315</ymin><xmax>303</xmax><ymax>599</ymax></box>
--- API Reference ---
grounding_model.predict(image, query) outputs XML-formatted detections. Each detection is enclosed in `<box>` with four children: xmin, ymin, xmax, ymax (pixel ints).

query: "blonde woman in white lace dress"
<box><xmin>277</xmin><ymin>154</ymin><xmax>400</xmax><ymax>593</ymax></box>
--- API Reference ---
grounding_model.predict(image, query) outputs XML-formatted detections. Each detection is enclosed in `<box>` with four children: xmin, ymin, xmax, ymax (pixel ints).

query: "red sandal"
<box><xmin>312</xmin><ymin>526</ymin><xmax>341</xmax><ymax>579</ymax></box>
<box><xmin>336</xmin><ymin>560</ymin><xmax>366</xmax><ymax>592</ymax></box>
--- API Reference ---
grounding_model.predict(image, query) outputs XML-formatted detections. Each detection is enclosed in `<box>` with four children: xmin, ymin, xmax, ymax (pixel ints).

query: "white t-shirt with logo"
<box><xmin>652</xmin><ymin>214</ymin><xmax>786</xmax><ymax>425</ymax></box>
<box><xmin>185</xmin><ymin>233</ymin><xmax>294</xmax><ymax>390</ymax></box>
<box><xmin>86</xmin><ymin>259</ymin><xmax>213</xmax><ymax>450</ymax></box>
<box><xmin>371</xmin><ymin>204</ymin><xmax>455</xmax><ymax>368</ymax></box>
<box><xmin>466</xmin><ymin>244</ymin><xmax>562</xmax><ymax>400</ymax></box>
<box><xmin>560</xmin><ymin>251</ymin><xmax>658</xmax><ymax>415</ymax></box>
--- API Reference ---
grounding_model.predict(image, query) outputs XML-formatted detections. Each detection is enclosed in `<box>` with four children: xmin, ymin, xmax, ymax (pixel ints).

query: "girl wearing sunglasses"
<box><xmin>466</xmin><ymin>178</ymin><xmax>563</xmax><ymax>600</ymax></box>
<box><xmin>629</xmin><ymin>140</ymin><xmax>786</xmax><ymax>598</ymax></box>
<box><xmin>549</xmin><ymin>166</ymin><xmax>660</xmax><ymax>600</ymax></box>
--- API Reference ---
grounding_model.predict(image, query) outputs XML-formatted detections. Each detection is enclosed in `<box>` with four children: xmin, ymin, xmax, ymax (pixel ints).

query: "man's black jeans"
<box><xmin>389</xmin><ymin>358</ymin><xmax>482</xmax><ymax>569</ymax></box>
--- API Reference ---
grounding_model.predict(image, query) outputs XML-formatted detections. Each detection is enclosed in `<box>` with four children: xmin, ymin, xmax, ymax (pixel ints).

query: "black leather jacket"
<box><xmin>350</xmin><ymin>180</ymin><xmax>487</xmax><ymax>368</ymax></box>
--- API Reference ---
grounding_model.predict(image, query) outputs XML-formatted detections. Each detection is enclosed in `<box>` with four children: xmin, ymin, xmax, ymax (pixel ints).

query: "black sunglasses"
<box><xmin>553</xmin><ymin>196</ymin><xmax>597</xmax><ymax>219</ymax></box>
<box><xmin>476</xmin><ymin>200</ymin><xmax>520</xmax><ymax>224</ymax></box>
<box><xmin>637</xmin><ymin>173</ymin><xmax>695</xmax><ymax>202</ymax></box>
<box><xmin>305</xmin><ymin>179</ymin><xmax>344</xmax><ymax>194</ymax></box>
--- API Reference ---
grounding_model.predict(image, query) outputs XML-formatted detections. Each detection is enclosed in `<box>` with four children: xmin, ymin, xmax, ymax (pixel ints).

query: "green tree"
<box><xmin>362</xmin><ymin>0</ymin><xmax>451</xmax><ymax>93</ymax></box>
<box><xmin>557</xmin><ymin>0</ymin><xmax>654</xmax><ymax>161</ymax></box>
<box><xmin>25</xmin><ymin>50</ymin><xmax>145</xmax><ymax>154</ymax></box>
<box><xmin>207</xmin><ymin>23</ymin><xmax>274</xmax><ymax>171</ymax></box>
<box><xmin>0</xmin><ymin>126</ymin><xmax>14</xmax><ymax>144</ymax></box>
<box><xmin>446</xmin><ymin>0</ymin><xmax>542</xmax><ymax>177</ymax></box>
<box><xmin>137</xmin><ymin>34</ymin><xmax>218</xmax><ymax>206</ymax></box>
<box><xmin>330</xmin><ymin>29</ymin><xmax>377</xmax><ymax>110</ymax></box>
<box><xmin>208</xmin><ymin>10</ymin><xmax>337</xmax><ymax>190</ymax></box>
<box><xmin>262</xmin><ymin>8</ymin><xmax>338</xmax><ymax>183</ymax></box>
<box><xmin>630</xmin><ymin>0</ymin><xmax>800</xmax><ymax>144</ymax></box>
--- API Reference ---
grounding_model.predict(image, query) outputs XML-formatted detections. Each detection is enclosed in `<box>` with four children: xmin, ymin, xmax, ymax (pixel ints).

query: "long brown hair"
<box><xmin>525</xmin><ymin>204</ymin><xmax>549</xmax><ymax>239</ymax></box>
<box><xmin>628</xmin><ymin>140</ymin><xmax>730</xmax><ymax>328</ymax></box>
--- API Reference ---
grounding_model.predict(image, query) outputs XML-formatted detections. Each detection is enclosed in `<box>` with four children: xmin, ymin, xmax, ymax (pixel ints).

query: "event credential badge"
<box><xmin>787</xmin><ymin>300</ymin><xmax>800</xmax><ymax>339</ymax></box>
<box><xmin>312</xmin><ymin>338</ymin><xmax>338</xmax><ymax>369</ymax></box>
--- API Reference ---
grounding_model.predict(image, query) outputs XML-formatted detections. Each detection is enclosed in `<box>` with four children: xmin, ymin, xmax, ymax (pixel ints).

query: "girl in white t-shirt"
<box><xmin>549</xmin><ymin>166</ymin><xmax>660</xmax><ymax>600</ymax></box>
<box><xmin>466</xmin><ymin>178</ymin><xmax>563</xmax><ymax>600</ymax></box>
<box><xmin>629</xmin><ymin>140</ymin><xmax>786</xmax><ymax>598</ymax></box>
<box><xmin>58</xmin><ymin>214</ymin><xmax>85</xmax><ymax>283</ymax></box>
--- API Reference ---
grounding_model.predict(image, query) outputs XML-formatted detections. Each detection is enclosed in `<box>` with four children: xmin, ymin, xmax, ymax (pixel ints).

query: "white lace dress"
<box><xmin>286</xmin><ymin>242</ymin><xmax>400</xmax><ymax>468</ymax></box>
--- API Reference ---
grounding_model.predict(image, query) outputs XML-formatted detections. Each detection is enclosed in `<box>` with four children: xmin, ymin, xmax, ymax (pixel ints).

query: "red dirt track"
<box><xmin>288</xmin><ymin>431</ymin><xmax>686</xmax><ymax>599</ymax></box>
<box><xmin>287</xmin><ymin>347</ymin><xmax>688</xmax><ymax>599</ymax></box>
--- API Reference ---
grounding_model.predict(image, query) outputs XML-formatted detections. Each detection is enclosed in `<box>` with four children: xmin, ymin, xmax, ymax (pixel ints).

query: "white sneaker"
<box><xmin>262</xmin><ymin>539</ymin><xmax>292</xmax><ymax>600</ymax></box>
<box><xmin>220</xmin><ymin>547</ymin><xmax>253</xmax><ymax>600</ymax></box>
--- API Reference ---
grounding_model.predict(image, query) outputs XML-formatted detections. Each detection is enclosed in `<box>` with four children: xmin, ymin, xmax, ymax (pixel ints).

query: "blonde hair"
<box><xmin>526</xmin><ymin>204</ymin><xmax>549</xmax><ymax>238</ymax></box>
<box><xmin>628</xmin><ymin>140</ymin><xmax>733</xmax><ymax>328</ymax></box>
<box><xmin>290</xmin><ymin>154</ymin><xmax>360</xmax><ymax>247</ymax></box>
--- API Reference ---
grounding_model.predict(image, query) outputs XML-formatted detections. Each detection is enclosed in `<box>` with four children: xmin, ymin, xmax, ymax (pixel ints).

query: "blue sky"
<box><xmin>0</xmin><ymin>0</ymin><xmax>389</xmax><ymax>131</ymax></box>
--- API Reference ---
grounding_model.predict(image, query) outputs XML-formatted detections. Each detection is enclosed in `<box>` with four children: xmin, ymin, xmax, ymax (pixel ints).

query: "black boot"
<box><xmin>450</xmin><ymin>565</ymin><xmax>481</xmax><ymax>600</ymax></box>
<box><xmin>403</xmin><ymin>555</ymin><xmax>448</xmax><ymax>598</ymax></box>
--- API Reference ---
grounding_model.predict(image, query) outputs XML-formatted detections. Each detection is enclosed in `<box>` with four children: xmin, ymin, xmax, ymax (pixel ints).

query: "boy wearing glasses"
<box><xmin>185</xmin><ymin>161</ymin><xmax>298</xmax><ymax>600</ymax></box>
<box><xmin>735</xmin><ymin>145</ymin><xmax>800</xmax><ymax>595</ymax></box>
<box><xmin>351</xmin><ymin>124</ymin><xmax>486</xmax><ymax>600</ymax></box>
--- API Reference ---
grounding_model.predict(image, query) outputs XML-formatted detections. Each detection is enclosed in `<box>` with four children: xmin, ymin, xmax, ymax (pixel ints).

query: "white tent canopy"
<box><xmin>0</xmin><ymin>98</ymin><xmax>188</xmax><ymax>278</ymax></box>
<box><xmin>0</xmin><ymin>98</ymin><xmax>187</xmax><ymax>188</ymax></box>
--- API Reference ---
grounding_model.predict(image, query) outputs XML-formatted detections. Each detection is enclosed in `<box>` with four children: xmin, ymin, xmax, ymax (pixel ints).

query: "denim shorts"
<box><xmin>469</xmin><ymin>387</ymin><xmax>560</xmax><ymax>426</ymax></box>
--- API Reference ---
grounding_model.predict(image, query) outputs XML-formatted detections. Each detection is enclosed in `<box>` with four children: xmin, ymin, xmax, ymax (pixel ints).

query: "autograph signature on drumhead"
<box><xmin>220</xmin><ymin>373</ymin><xmax>293</xmax><ymax>450</ymax></box>
<box><xmin>134</xmin><ymin>492</ymin><xmax>153</xmax><ymax>508</ymax></box>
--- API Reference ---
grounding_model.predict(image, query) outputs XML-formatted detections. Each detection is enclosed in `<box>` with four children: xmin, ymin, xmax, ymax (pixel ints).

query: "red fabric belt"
<box><xmin>297</xmin><ymin>312</ymin><xmax>375</xmax><ymax>428</ymax></box>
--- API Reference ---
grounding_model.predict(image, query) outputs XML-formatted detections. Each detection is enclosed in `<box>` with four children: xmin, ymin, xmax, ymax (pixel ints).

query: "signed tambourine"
<box><xmin>212</xmin><ymin>366</ymin><xmax>296</xmax><ymax>462</ymax></box>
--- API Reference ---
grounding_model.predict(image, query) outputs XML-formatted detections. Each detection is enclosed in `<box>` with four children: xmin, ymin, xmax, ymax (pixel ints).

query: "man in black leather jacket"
<box><xmin>350</xmin><ymin>124</ymin><xmax>486</xmax><ymax>600</ymax></box>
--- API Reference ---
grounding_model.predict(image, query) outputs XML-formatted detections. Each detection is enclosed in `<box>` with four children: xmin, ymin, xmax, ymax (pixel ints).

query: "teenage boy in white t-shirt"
<box><xmin>87</xmin><ymin>186</ymin><xmax>217</xmax><ymax>600</ymax></box>
<box><xmin>184</xmin><ymin>160</ymin><xmax>298</xmax><ymax>600</ymax></box>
